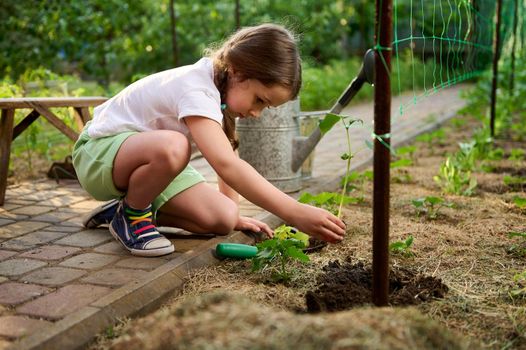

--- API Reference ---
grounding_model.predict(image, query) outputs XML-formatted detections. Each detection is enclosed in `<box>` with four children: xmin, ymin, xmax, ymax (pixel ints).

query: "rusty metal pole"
<box><xmin>372</xmin><ymin>0</ymin><xmax>392</xmax><ymax>307</ymax></box>
<box><xmin>490</xmin><ymin>0</ymin><xmax>502</xmax><ymax>137</ymax></box>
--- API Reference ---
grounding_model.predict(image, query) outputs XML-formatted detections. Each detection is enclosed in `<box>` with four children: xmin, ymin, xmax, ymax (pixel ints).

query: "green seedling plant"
<box><xmin>317</xmin><ymin>112</ymin><xmax>363</xmax><ymax>218</ymax></box>
<box><xmin>391</xmin><ymin>158</ymin><xmax>413</xmax><ymax>169</ymax></box>
<box><xmin>471</xmin><ymin>127</ymin><xmax>493</xmax><ymax>161</ymax></box>
<box><xmin>455</xmin><ymin>141</ymin><xmax>478</xmax><ymax>172</ymax></box>
<box><xmin>272</xmin><ymin>224</ymin><xmax>310</xmax><ymax>246</ymax></box>
<box><xmin>512</xmin><ymin>196</ymin><xmax>526</xmax><ymax>210</ymax></box>
<box><xmin>416</xmin><ymin>128</ymin><xmax>445</xmax><ymax>154</ymax></box>
<box><xmin>503</xmin><ymin>175</ymin><xmax>526</xmax><ymax>189</ymax></box>
<box><xmin>509</xmin><ymin>148</ymin><xmax>525</xmax><ymax>164</ymax></box>
<box><xmin>511</xmin><ymin>121</ymin><xmax>526</xmax><ymax>141</ymax></box>
<box><xmin>488</xmin><ymin>147</ymin><xmax>505</xmax><ymax>160</ymax></box>
<box><xmin>389</xmin><ymin>235</ymin><xmax>415</xmax><ymax>258</ymax></box>
<box><xmin>298</xmin><ymin>191</ymin><xmax>360</xmax><ymax>215</ymax></box>
<box><xmin>411</xmin><ymin>196</ymin><xmax>454</xmax><ymax>219</ymax></box>
<box><xmin>434</xmin><ymin>157</ymin><xmax>477</xmax><ymax>196</ymax></box>
<box><xmin>251</xmin><ymin>224</ymin><xmax>310</xmax><ymax>283</ymax></box>
<box><xmin>480</xmin><ymin>147</ymin><xmax>504</xmax><ymax>173</ymax></box>
<box><xmin>391</xmin><ymin>157</ymin><xmax>413</xmax><ymax>184</ymax></box>
<box><xmin>509</xmin><ymin>270</ymin><xmax>526</xmax><ymax>300</ymax></box>
<box><xmin>340</xmin><ymin>170</ymin><xmax>373</xmax><ymax>199</ymax></box>
<box><xmin>507</xmin><ymin>232</ymin><xmax>526</xmax><ymax>258</ymax></box>
<box><xmin>449</xmin><ymin>117</ymin><xmax>467</xmax><ymax>129</ymax></box>
<box><xmin>396</xmin><ymin>145</ymin><xmax>417</xmax><ymax>164</ymax></box>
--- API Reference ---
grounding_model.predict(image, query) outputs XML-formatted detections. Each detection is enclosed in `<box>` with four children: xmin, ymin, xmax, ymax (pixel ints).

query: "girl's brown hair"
<box><xmin>206</xmin><ymin>23</ymin><xmax>302</xmax><ymax>150</ymax></box>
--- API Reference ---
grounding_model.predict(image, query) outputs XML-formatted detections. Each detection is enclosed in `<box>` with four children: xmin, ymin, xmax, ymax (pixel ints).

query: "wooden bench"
<box><xmin>0</xmin><ymin>97</ymin><xmax>107</xmax><ymax>205</ymax></box>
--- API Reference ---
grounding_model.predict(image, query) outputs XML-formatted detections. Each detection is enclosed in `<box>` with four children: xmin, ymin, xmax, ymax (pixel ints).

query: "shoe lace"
<box><xmin>125</xmin><ymin>208</ymin><xmax>157</xmax><ymax>237</ymax></box>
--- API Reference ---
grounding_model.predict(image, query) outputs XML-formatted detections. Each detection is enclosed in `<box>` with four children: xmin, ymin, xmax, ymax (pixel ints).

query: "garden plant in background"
<box><xmin>411</xmin><ymin>196</ymin><xmax>454</xmax><ymax>220</ymax></box>
<box><xmin>389</xmin><ymin>235</ymin><xmax>415</xmax><ymax>258</ymax></box>
<box><xmin>434</xmin><ymin>157</ymin><xmax>478</xmax><ymax>196</ymax></box>
<box><xmin>507</xmin><ymin>232</ymin><xmax>526</xmax><ymax>258</ymax></box>
<box><xmin>415</xmin><ymin>128</ymin><xmax>446</xmax><ymax>155</ymax></box>
<box><xmin>512</xmin><ymin>196</ymin><xmax>526</xmax><ymax>211</ymax></box>
<box><xmin>509</xmin><ymin>270</ymin><xmax>526</xmax><ymax>300</ymax></box>
<box><xmin>339</xmin><ymin>169</ymin><xmax>373</xmax><ymax>202</ymax></box>
<box><xmin>390</xmin><ymin>151</ymin><xmax>414</xmax><ymax>184</ymax></box>
<box><xmin>298</xmin><ymin>191</ymin><xmax>359</xmax><ymax>216</ymax></box>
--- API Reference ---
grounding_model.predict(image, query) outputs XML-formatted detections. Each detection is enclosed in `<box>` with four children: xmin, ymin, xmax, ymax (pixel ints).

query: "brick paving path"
<box><xmin>0</xmin><ymin>85</ymin><xmax>466</xmax><ymax>349</ymax></box>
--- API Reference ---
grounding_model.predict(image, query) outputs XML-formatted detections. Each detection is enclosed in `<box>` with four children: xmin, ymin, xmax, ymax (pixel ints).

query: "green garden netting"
<box><xmin>382</xmin><ymin>0</ymin><xmax>526</xmax><ymax>118</ymax></box>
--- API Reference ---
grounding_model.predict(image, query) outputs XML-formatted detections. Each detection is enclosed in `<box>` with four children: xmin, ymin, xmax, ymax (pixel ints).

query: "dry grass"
<box><xmin>91</xmin><ymin>118</ymin><xmax>526</xmax><ymax>349</ymax></box>
<box><xmin>104</xmin><ymin>291</ymin><xmax>470</xmax><ymax>350</ymax></box>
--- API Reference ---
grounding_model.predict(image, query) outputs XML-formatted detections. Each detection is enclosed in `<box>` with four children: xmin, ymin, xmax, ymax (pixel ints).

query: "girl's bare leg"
<box><xmin>156</xmin><ymin>182</ymin><xmax>238</xmax><ymax>235</ymax></box>
<box><xmin>112</xmin><ymin>130</ymin><xmax>191</xmax><ymax>209</ymax></box>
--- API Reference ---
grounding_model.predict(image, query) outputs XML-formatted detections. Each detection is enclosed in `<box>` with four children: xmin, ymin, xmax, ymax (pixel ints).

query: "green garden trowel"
<box><xmin>215</xmin><ymin>243</ymin><xmax>258</xmax><ymax>259</ymax></box>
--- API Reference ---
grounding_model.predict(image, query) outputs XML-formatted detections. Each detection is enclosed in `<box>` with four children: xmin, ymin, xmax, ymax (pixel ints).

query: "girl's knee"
<box><xmin>154</xmin><ymin>132</ymin><xmax>191</xmax><ymax>173</ymax></box>
<box><xmin>209</xmin><ymin>202</ymin><xmax>238</xmax><ymax>235</ymax></box>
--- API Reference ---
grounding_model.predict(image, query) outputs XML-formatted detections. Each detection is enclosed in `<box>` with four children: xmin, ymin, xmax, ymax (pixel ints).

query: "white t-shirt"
<box><xmin>87</xmin><ymin>58</ymin><xmax>223</xmax><ymax>139</ymax></box>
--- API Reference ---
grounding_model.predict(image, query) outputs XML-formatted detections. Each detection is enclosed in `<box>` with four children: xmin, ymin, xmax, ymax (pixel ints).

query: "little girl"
<box><xmin>73</xmin><ymin>23</ymin><xmax>346</xmax><ymax>257</ymax></box>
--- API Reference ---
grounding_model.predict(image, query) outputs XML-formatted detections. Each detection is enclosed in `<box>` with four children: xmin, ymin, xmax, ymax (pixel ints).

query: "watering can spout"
<box><xmin>291</xmin><ymin>49</ymin><xmax>375</xmax><ymax>173</ymax></box>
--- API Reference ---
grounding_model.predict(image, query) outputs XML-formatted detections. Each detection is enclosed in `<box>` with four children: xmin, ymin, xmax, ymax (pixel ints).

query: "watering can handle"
<box><xmin>291</xmin><ymin>129</ymin><xmax>322</xmax><ymax>172</ymax></box>
<box><xmin>331</xmin><ymin>48</ymin><xmax>375</xmax><ymax>114</ymax></box>
<box><xmin>291</xmin><ymin>49</ymin><xmax>375</xmax><ymax>173</ymax></box>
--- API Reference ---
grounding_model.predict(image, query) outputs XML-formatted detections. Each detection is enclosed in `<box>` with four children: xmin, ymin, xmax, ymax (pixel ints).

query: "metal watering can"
<box><xmin>236</xmin><ymin>49</ymin><xmax>375</xmax><ymax>192</ymax></box>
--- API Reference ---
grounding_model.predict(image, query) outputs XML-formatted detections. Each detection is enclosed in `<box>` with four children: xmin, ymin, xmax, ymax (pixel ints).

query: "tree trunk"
<box><xmin>235</xmin><ymin>0</ymin><xmax>241</xmax><ymax>29</ymax></box>
<box><xmin>169</xmin><ymin>0</ymin><xmax>179</xmax><ymax>67</ymax></box>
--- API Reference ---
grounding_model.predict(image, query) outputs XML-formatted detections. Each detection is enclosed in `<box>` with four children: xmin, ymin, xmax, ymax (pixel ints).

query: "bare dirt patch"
<box><xmin>305</xmin><ymin>260</ymin><xmax>448</xmax><ymax>312</ymax></box>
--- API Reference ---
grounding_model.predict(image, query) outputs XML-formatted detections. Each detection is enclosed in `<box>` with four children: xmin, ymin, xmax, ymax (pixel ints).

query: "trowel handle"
<box><xmin>215</xmin><ymin>243</ymin><xmax>258</xmax><ymax>259</ymax></box>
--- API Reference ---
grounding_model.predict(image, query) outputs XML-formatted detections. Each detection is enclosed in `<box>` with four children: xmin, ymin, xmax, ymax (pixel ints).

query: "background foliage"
<box><xmin>1</xmin><ymin>0</ymin><xmax>373</xmax><ymax>85</ymax></box>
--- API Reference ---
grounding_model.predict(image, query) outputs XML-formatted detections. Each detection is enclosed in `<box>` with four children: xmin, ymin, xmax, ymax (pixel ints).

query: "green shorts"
<box><xmin>72</xmin><ymin>125</ymin><xmax>205</xmax><ymax>214</ymax></box>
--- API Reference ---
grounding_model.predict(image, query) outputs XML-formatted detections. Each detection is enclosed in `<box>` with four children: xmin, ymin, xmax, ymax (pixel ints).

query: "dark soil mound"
<box><xmin>306</xmin><ymin>260</ymin><xmax>448</xmax><ymax>313</ymax></box>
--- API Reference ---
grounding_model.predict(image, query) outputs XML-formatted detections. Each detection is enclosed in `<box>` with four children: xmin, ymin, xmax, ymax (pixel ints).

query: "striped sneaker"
<box><xmin>82</xmin><ymin>199</ymin><xmax>119</xmax><ymax>229</ymax></box>
<box><xmin>109</xmin><ymin>200</ymin><xmax>174</xmax><ymax>257</ymax></box>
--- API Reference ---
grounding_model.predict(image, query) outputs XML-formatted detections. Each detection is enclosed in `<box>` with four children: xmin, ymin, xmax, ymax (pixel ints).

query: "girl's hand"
<box><xmin>289</xmin><ymin>203</ymin><xmax>346</xmax><ymax>243</ymax></box>
<box><xmin>235</xmin><ymin>216</ymin><xmax>274</xmax><ymax>238</ymax></box>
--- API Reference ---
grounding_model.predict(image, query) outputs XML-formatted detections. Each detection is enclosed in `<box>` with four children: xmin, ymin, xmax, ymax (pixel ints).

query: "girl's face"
<box><xmin>225</xmin><ymin>77</ymin><xmax>291</xmax><ymax>119</ymax></box>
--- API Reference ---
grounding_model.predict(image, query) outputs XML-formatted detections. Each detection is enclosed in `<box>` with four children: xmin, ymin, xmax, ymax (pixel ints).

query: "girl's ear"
<box><xmin>229</xmin><ymin>67</ymin><xmax>246</xmax><ymax>82</ymax></box>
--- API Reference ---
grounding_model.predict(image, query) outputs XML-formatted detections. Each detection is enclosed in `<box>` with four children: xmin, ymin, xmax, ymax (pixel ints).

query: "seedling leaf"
<box><xmin>389</xmin><ymin>235</ymin><xmax>415</xmax><ymax>257</ymax></box>
<box><xmin>426</xmin><ymin>196</ymin><xmax>444</xmax><ymax>205</ymax></box>
<box><xmin>509</xmin><ymin>232</ymin><xmax>526</xmax><ymax>239</ymax></box>
<box><xmin>512</xmin><ymin>196</ymin><xmax>526</xmax><ymax>209</ymax></box>
<box><xmin>319</xmin><ymin>113</ymin><xmax>341</xmax><ymax>135</ymax></box>
<box><xmin>341</xmin><ymin>153</ymin><xmax>352</xmax><ymax>160</ymax></box>
<box><xmin>286</xmin><ymin>246</ymin><xmax>310</xmax><ymax>262</ymax></box>
<box><xmin>391</xmin><ymin>158</ymin><xmax>413</xmax><ymax>168</ymax></box>
<box><xmin>412</xmin><ymin>198</ymin><xmax>425</xmax><ymax>208</ymax></box>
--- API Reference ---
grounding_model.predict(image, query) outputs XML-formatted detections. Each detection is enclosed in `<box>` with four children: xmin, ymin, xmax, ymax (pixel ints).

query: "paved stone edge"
<box><xmin>9</xmin><ymin>110</ymin><xmax>457</xmax><ymax>350</ymax></box>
